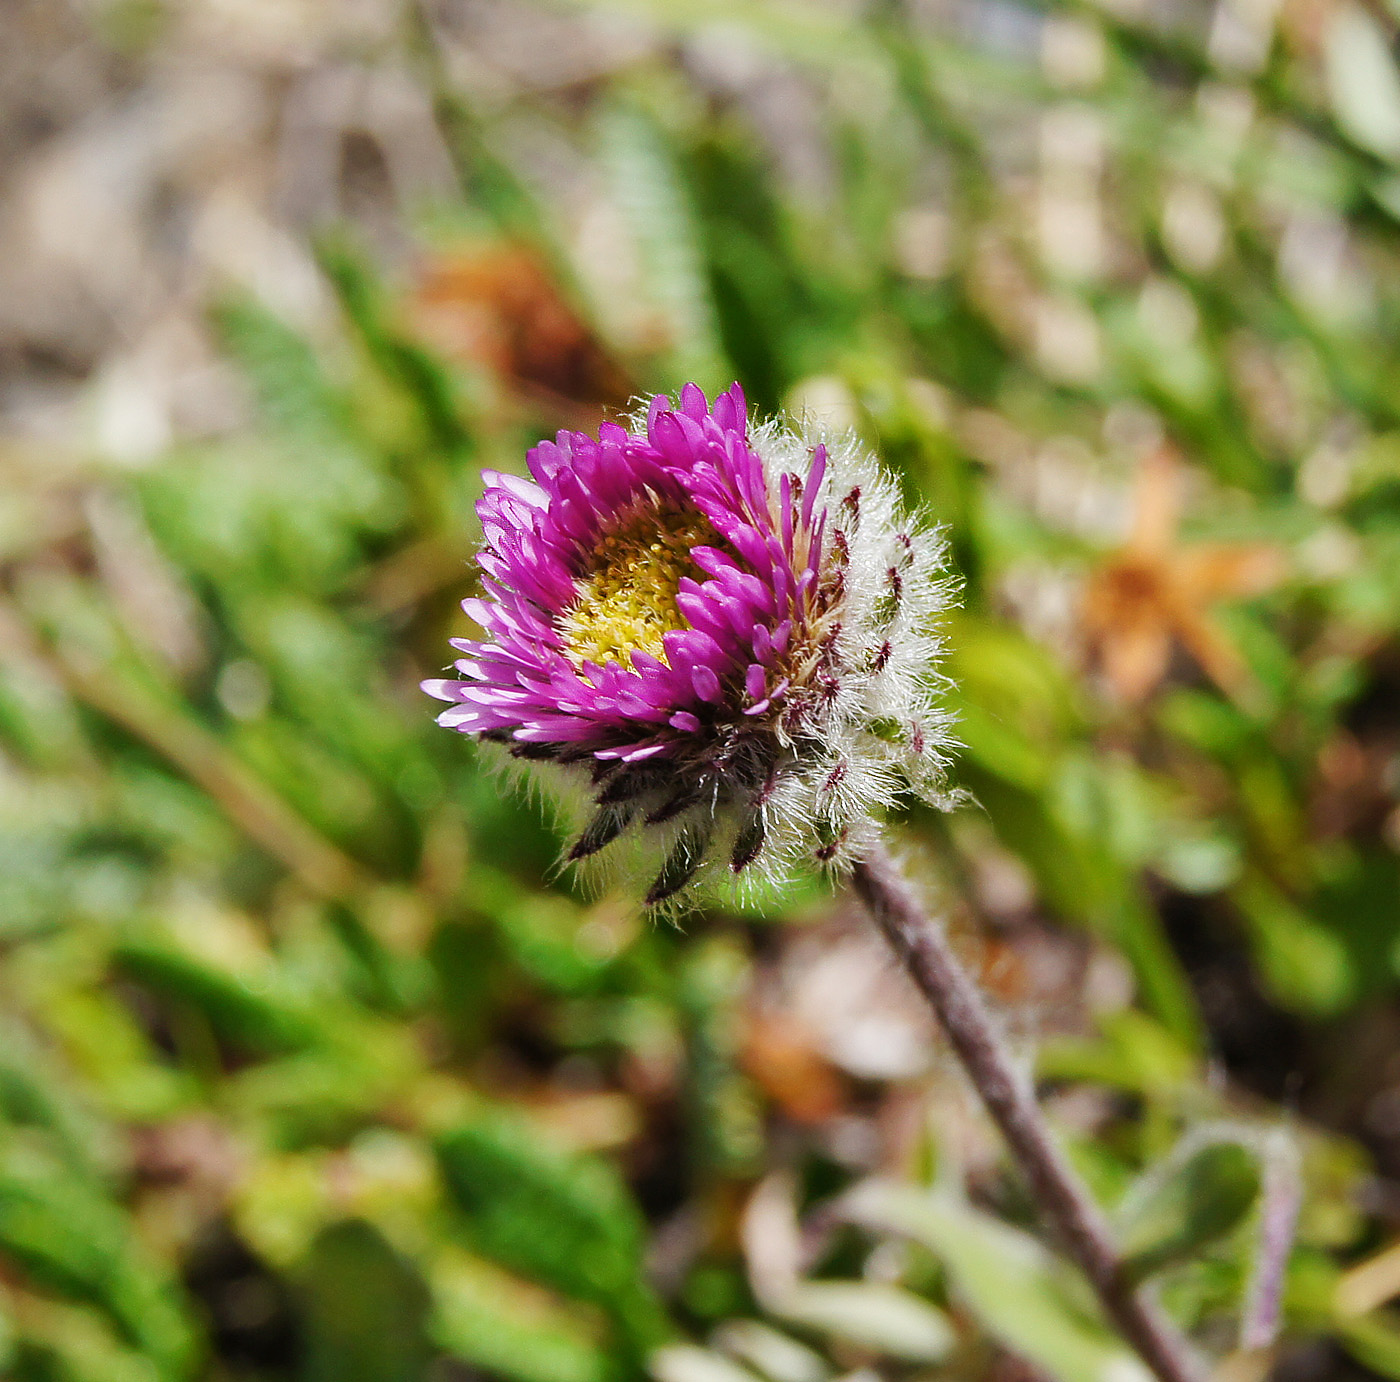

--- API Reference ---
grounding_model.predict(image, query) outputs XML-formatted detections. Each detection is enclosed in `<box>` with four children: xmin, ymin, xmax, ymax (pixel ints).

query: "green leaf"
<box><xmin>1232</xmin><ymin>876</ymin><xmax>1354</xmax><ymax>1017</ymax></box>
<box><xmin>709</xmin><ymin>1321</ymin><xmax>827</xmax><ymax>1382</ymax></box>
<box><xmin>772</xmin><ymin>1281</ymin><xmax>953</xmax><ymax>1362</ymax></box>
<box><xmin>1119</xmin><ymin>1140</ymin><xmax>1261</xmax><ymax>1282</ymax></box>
<box><xmin>435</xmin><ymin>1112</ymin><xmax>669</xmax><ymax>1359</ymax></box>
<box><xmin>9</xmin><ymin>1298</ymin><xmax>168</xmax><ymax>1382</ymax></box>
<box><xmin>1038</xmin><ymin>1010</ymin><xmax>1197</xmax><ymax>1101</ymax></box>
<box><xmin>1326</xmin><ymin>5</ymin><xmax>1400</xmax><ymax>160</ymax></box>
<box><xmin>1337</xmin><ymin>1310</ymin><xmax>1400</xmax><ymax>1380</ymax></box>
<box><xmin>112</xmin><ymin>936</ymin><xmax>325</xmax><ymax>1056</ymax></box>
<box><xmin>650</xmin><ymin>1344</ymin><xmax>766</xmax><ymax>1382</ymax></box>
<box><xmin>318</xmin><ymin>236</ymin><xmax>473</xmax><ymax>459</ymax></box>
<box><xmin>0</xmin><ymin>1141</ymin><xmax>195</xmax><ymax>1376</ymax></box>
<box><xmin>300</xmin><ymin>1220</ymin><xmax>433</xmax><ymax>1382</ymax></box>
<box><xmin>0</xmin><ymin>1022</ymin><xmax>115</xmax><ymax>1180</ymax></box>
<box><xmin>844</xmin><ymin>1181</ymin><xmax>1152</xmax><ymax>1382</ymax></box>
<box><xmin>213</xmin><ymin>298</ymin><xmax>346</xmax><ymax>439</ymax></box>
<box><xmin>430</xmin><ymin>1246</ymin><xmax>610</xmax><ymax>1382</ymax></box>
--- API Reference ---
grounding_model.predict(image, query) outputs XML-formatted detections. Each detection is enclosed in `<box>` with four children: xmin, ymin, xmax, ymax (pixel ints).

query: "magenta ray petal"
<box><xmin>426</xmin><ymin>384</ymin><xmax>836</xmax><ymax>766</ymax></box>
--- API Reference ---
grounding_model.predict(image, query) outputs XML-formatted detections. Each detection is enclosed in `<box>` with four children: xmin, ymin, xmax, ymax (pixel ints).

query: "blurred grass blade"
<box><xmin>598</xmin><ymin>104</ymin><xmax>728</xmax><ymax>389</ymax></box>
<box><xmin>214</xmin><ymin>297</ymin><xmax>348</xmax><ymax>439</ymax></box>
<box><xmin>318</xmin><ymin>235</ymin><xmax>474</xmax><ymax>459</ymax></box>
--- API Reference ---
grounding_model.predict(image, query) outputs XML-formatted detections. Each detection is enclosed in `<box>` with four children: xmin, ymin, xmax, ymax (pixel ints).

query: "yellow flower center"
<box><xmin>558</xmin><ymin>507</ymin><xmax>714</xmax><ymax>670</ymax></box>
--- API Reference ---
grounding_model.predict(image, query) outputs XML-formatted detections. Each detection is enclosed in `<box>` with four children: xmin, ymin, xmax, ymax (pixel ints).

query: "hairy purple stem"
<box><xmin>852</xmin><ymin>840</ymin><xmax>1201</xmax><ymax>1382</ymax></box>
<box><xmin>1241</xmin><ymin>1131</ymin><xmax>1302</xmax><ymax>1352</ymax></box>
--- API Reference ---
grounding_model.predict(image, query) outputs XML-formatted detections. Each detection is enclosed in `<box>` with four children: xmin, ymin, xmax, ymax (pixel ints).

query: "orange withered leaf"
<box><xmin>411</xmin><ymin>243</ymin><xmax>630</xmax><ymax>410</ymax></box>
<box><xmin>1082</xmin><ymin>446</ymin><xmax>1285</xmax><ymax>702</ymax></box>
<box><xmin>740</xmin><ymin>1010</ymin><xmax>847</xmax><ymax>1125</ymax></box>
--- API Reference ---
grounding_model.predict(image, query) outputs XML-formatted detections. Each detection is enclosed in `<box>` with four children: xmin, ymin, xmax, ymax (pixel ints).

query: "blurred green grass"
<box><xmin>5</xmin><ymin>0</ymin><xmax>1400</xmax><ymax>1378</ymax></box>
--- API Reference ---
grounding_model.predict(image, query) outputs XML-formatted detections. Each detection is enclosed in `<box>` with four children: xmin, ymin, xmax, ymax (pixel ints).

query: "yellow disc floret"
<box><xmin>558</xmin><ymin>507</ymin><xmax>714</xmax><ymax>670</ymax></box>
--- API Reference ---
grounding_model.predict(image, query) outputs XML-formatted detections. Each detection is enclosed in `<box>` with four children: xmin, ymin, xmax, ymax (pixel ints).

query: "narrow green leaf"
<box><xmin>844</xmin><ymin>1181</ymin><xmax>1152</xmax><ymax>1382</ymax></box>
<box><xmin>773</xmin><ymin>1281</ymin><xmax>953</xmax><ymax>1363</ymax></box>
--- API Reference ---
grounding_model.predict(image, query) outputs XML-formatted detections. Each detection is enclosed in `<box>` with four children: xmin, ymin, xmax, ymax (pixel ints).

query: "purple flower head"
<box><xmin>425</xmin><ymin>383</ymin><xmax>952</xmax><ymax>905</ymax></box>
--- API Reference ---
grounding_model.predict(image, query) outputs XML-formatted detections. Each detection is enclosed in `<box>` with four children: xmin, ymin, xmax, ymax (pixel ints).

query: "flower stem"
<box><xmin>1240</xmin><ymin>1129</ymin><xmax>1302</xmax><ymax>1352</ymax></box>
<box><xmin>851</xmin><ymin>840</ymin><xmax>1201</xmax><ymax>1382</ymax></box>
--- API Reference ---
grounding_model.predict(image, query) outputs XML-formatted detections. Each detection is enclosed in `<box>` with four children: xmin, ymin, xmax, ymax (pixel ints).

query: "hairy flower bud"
<box><xmin>425</xmin><ymin>383</ymin><xmax>953</xmax><ymax>905</ymax></box>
